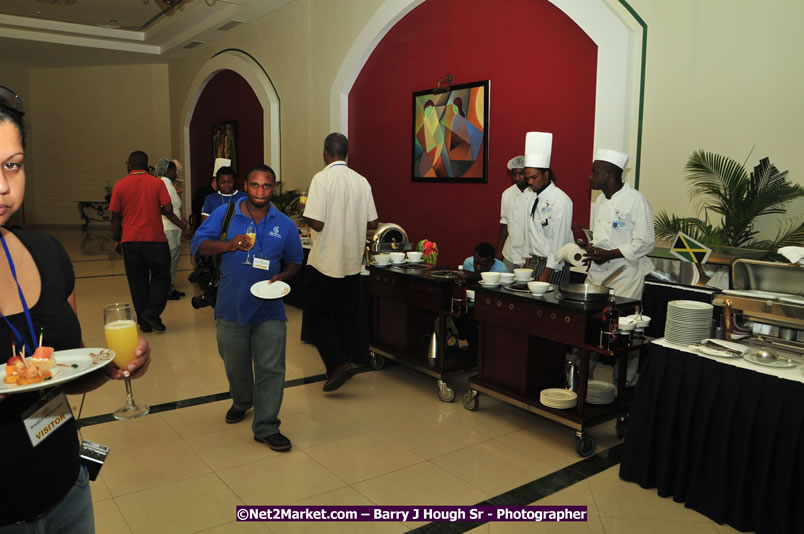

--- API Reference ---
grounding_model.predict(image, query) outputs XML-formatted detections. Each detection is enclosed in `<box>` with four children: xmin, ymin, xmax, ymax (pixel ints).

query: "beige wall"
<box><xmin>628</xmin><ymin>0</ymin><xmax>804</xmax><ymax>238</ymax></box>
<box><xmin>27</xmin><ymin>63</ymin><xmax>171</xmax><ymax>225</ymax></box>
<box><xmin>167</xmin><ymin>0</ymin><xmax>385</xmax><ymax>197</ymax></box>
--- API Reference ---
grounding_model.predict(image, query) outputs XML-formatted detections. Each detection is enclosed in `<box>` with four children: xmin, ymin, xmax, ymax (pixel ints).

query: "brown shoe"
<box><xmin>323</xmin><ymin>363</ymin><xmax>356</xmax><ymax>392</ymax></box>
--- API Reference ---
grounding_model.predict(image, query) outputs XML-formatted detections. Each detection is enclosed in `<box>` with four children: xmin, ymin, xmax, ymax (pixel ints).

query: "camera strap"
<box><xmin>214</xmin><ymin>200</ymin><xmax>238</xmax><ymax>270</ymax></box>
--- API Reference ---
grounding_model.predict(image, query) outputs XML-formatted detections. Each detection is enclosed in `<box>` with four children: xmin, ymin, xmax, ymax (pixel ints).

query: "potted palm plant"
<box><xmin>270</xmin><ymin>182</ymin><xmax>302</xmax><ymax>217</ymax></box>
<box><xmin>655</xmin><ymin>150</ymin><xmax>804</xmax><ymax>258</ymax></box>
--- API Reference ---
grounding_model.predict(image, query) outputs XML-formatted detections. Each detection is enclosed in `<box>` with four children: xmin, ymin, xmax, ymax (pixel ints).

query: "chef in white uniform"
<box><xmin>523</xmin><ymin>132</ymin><xmax>574</xmax><ymax>285</ymax></box>
<box><xmin>584</xmin><ymin>149</ymin><xmax>655</xmax><ymax>299</ymax></box>
<box><xmin>497</xmin><ymin>155</ymin><xmax>535</xmax><ymax>271</ymax></box>
<box><xmin>584</xmin><ymin>148</ymin><xmax>655</xmax><ymax>386</ymax></box>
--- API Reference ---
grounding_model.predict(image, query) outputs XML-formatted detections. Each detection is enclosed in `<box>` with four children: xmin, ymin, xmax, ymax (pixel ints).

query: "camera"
<box><xmin>191</xmin><ymin>256</ymin><xmax>219</xmax><ymax>309</ymax></box>
<box><xmin>80</xmin><ymin>440</ymin><xmax>109</xmax><ymax>481</ymax></box>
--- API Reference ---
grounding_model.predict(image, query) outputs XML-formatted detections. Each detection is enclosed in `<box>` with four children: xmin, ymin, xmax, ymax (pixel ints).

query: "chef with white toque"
<box><xmin>523</xmin><ymin>131</ymin><xmax>574</xmax><ymax>285</ymax></box>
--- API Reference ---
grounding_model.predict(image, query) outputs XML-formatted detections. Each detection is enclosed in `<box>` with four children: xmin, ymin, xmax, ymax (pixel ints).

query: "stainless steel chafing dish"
<box><xmin>713</xmin><ymin>259</ymin><xmax>804</xmax><ymax>355</ymax></box>
<box><xmin>366</xmin><ymin>222</ymin><xmax>410</xmax><ymax>253</ymax></box>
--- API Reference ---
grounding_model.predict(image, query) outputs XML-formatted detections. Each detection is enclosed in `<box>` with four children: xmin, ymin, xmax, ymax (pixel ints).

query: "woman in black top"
<box><xmin>0</xmin><ymin>87</ymin><xmax>151</xmax><ymax>531</ymax></box>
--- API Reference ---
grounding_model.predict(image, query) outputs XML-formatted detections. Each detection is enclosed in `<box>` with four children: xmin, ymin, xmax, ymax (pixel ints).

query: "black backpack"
<box><xmin>192</xmin><ymin>201</ymin><xmax>238</xmax><ymax>309</ymax></box>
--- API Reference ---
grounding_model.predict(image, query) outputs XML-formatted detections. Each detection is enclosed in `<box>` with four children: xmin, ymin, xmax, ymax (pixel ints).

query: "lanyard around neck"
<box><xmin>0</xmin><ymin>233</ymin><xmax>38</xmax><ymax>356</ymax></box>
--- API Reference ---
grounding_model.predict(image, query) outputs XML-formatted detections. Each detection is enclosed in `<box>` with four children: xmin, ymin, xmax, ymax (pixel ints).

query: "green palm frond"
<box><xmin>657</xmin><ymin>150</ymin><xmax>803</xmax><ymax>252</ymax></box>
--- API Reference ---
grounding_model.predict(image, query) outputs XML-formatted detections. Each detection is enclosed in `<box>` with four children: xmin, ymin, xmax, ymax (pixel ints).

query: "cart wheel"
<box><xmin>575</xmin><ymin>433</ymin><xmax>596</xmax><ymax>457</ymax></box>
<box><xmin>437</xmin><ymin>380</ymin><xmax>455</xmax><ymax>403</ymax></box>
<box><xmin>463</xmin><ymin>390</ymin><xmax>479</xmax><ymax>411</ymax></box>
<box><xmin>616</xmin><ymin>416</ymin><xmax>627</xmax><ymax>439</ymax></box>
<box><xmin>369</xmin><ymin>353</ymin><xmax>385</xmax><ymax>370</ymax></box>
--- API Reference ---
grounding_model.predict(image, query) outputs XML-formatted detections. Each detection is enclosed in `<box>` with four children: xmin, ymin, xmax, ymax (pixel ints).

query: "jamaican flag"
<box><xmin>669</xmin><ymin>231</ymin><xmax>711</xmax><ymax>264</ymax></box>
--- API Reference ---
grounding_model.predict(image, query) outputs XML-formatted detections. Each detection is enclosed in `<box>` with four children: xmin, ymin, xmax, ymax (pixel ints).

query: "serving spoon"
<box><xmin>754</xmin><ymin>350</ymin><xmax>794</xmax><ymax>364</ymax></box>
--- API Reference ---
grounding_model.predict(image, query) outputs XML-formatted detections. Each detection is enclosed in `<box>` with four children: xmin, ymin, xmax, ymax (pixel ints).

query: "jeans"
<box><xmin>0</xmin><ymin>466</ymin><xmax>94</xmax><ymax>534</ymax></box>
<box><xmin>121</xmin><ymin>241</ymin><xmax>171</xmax><ymax>321</ymax></box>
<box><xmin>303</xmin><ymin>266</ymin><xmax>359</xmax><ymax>375</ymax></box>
<box><xmin>216</xmin><ymin>318</ymin><xmax>286</xmax><ymax>438</ymax></box>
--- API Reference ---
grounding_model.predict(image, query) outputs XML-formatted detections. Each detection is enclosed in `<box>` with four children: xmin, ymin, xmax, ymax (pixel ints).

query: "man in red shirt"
<box><xmin>110</xmin><ymin>151</ymin><xmax>189</xmax><ymax>332</ymax></box>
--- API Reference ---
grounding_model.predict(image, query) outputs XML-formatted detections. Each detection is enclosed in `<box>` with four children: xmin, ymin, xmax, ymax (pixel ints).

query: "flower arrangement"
<box><xmin>416</xmin><ymin>239</ymin><xmax>438</xmax><ymax>265</ymax></box>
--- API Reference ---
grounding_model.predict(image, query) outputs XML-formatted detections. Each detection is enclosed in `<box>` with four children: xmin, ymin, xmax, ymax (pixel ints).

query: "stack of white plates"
<box><xmin>586</xmin><ymin>380</ymin><xmax>616</xmax><ymax>405</ymax></box>
<box><xmin>540</xmin><ymin>388</ymin><xmax>577</xmax><ymax>409</ymax></box>
<box><xmin>664</xmin><ymin>300</ymin><xmax>713</xmax><ymax>345</ymax></box>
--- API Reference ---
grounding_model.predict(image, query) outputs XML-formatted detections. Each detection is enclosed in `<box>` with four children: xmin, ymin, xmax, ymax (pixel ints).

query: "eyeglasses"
<box><xmin>0</xmin><ymin>86</ymin><xmax>24</xmax><ymax>116</ymax></box>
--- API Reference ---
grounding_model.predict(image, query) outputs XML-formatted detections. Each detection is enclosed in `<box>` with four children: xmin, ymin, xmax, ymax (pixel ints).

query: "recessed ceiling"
<box><xmin>0</xmin><ymin>0</ymin><xmax>294</xmax><ymax>67</ymax></box>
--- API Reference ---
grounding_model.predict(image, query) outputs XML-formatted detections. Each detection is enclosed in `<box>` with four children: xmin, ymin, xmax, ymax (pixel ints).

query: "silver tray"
<box><xmin>430</xmin><ymin>270</ymin><xmax>459</xmax><ymax>279</ymax></box>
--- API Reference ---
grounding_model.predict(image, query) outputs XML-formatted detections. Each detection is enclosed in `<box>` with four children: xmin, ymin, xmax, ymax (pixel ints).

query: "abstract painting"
<box><xmin>412</xmin><ymin>80</ymin><xmax>489</xmax><ymax>183</ymax></box>
<box><xmin>212</xmin><ymin>121</ymin><xmax>238</xmax><ymax>175</ymax></box>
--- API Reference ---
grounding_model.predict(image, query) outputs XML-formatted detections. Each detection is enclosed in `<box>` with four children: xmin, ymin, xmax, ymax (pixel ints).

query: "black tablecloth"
<box><xmin>620</xmin><ymin>343</ymin><xmax>804</xmax><ymax>533</ymax></box>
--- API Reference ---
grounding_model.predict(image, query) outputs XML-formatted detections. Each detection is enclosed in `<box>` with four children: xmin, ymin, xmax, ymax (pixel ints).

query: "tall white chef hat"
<box><xmin>507</xmin><ymin>155</ymin><xmax>525</xmax><ymax>170</ymax></box>
<box><xmin>524</xmin><ymin>132</ymin><xmax>553</xmax><ymax>168</ymax></box>
<box><xmin>213</xmin><ymin>157</ymin><xmax>232</xmax><ymax>177</ymax></box>
<box><xmin>594</xmin><ymin>149</ymin><xmax>629</xmax><ymax>170</ymax></box>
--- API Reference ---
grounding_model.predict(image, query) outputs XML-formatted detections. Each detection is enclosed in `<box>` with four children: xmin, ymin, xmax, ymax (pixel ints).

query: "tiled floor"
<box><xmin>39</xmin><ymin>226</ymin><xmax>743</xmax><ymax>533</ymax></box>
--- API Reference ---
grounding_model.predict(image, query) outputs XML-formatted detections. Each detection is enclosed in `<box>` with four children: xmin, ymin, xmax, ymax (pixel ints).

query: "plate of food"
<box><xmin>1</xmin><ymin>347</ymin><xmax>116</xmax><ymax>395</ymax></box>
<box><xmin>250</xmin><ymin>280</ymin><xmax>291</xmax><ymax>299</ymax></box>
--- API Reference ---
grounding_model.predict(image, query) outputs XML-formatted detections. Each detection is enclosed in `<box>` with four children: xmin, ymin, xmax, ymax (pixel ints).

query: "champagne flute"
<box><xmin>104</xmin><ymin>303</ymin><xmax>149</xmax><ymax>420</ymax></box>
<box><xmin>243</xmin><ymin>222</ymin><xmax>257</xmax><ymax>265</ymax></box>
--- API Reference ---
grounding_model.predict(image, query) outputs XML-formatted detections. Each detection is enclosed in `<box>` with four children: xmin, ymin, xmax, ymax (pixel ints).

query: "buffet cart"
<box><xmin>368</xmin><ymin>264</ymin><xmax>477</xmax><ymax>402</ymax></box>
<box><xmin>466</xmin><ymin>284</ymin><xmax>643</xmax><ymax>456</ymax></box>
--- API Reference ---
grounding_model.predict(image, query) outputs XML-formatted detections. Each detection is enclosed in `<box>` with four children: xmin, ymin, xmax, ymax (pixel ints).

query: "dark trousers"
<box><xmin>303</xmin><ymin>265</ymin><xmax>359</xmax><ymax>376</ymax></box>
<box><xmin>122</xmin><ymin>241</ymin><xmax>171</xmax><ymax>322</ymax></box>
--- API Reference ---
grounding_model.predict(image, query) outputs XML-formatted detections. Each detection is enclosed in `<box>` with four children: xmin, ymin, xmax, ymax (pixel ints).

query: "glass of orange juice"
<box><xmin>104</xmin><ymin>303</ymin><xmax>149</xmax><ymax>419</ymax></box>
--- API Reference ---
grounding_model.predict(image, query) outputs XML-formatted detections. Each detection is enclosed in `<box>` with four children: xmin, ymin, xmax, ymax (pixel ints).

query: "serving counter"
<box><xmin>620</xmin><ymin>340</ymin><xmax>804</xmax><ymax>533</ymax></box>
<box><xmin>467</xmin><ymin>285</ymin><xmax>643</xmax><ymax>456</ymax></box>
<box><xmin>368</xmin><ymin>264</ymin><xmax>477</xmax><ymax>402</ymax></box>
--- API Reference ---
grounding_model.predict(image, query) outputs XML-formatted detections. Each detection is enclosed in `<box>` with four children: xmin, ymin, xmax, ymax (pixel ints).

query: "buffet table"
<box><xmin>620</xmin><ymin>340</ymin><xmax>804</xmax><ymax>533</ymax></box>
<box><xmin>468</xmin><ymin>285</ymin><xmax>642</xmax><ymax>456</ymax></box>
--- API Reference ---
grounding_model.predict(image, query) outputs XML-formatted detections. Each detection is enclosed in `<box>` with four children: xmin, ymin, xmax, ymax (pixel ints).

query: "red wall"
<box><xmin>189</xmin><ymin>69</ymin><xmax>263</xmax><ymax>196</ymax></box>
<box><xmin>348</xmin><ymin>0</ymin><xmax>597</xmax><ymax>267</ymax></box>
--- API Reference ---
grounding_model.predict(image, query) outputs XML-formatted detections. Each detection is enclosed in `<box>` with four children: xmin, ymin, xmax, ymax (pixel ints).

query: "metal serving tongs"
<box><xmin>690</xmin><ymin>340</ymin><xmax>743</xmax><ymax>357</ymax></box>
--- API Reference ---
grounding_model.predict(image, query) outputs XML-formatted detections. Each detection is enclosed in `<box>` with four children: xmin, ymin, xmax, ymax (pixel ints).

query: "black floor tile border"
<box><xmin>409</xmin><ymin>445</ymin><xmax>623</xmax><ymax>534</ymax></box>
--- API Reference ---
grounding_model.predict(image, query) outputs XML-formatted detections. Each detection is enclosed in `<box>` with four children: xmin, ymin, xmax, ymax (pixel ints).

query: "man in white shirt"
<box><xmin>496</xmin><ymin>155</ymin><xmax>534</xmax><ymax>271</ymax></box>
<box><xmin>584</xmin><ymin>148</ymin><xmax>655</xmax><ymax>386</ymax></box>
<box><xmin>302</xmin><ymin>133</ymin><xmax>379</xmax><ymax>392</ymax></box>
<box><xmin>156</xmin><ymin>158</ymin><xmax>185</xmax><ymax>300</ymax></box>
<box><xmin>522</xmin><ymin>132</ymin><xmax>574</xmax><ymax>285</ymax></box>
<box><xmin>584</xmin><ymin>149</ymin><xmax>655</xmax><ymax>300</ymax></box>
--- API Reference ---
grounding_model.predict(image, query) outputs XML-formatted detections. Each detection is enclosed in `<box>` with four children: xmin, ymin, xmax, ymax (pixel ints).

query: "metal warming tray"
<box><xmin>366</xmin><ymin>222</ymin><xmax>409</xmax><ymax>253</ymax></box>
<box><xmin>558</xmin><ymin>283</ymin><xmax>610</xmax><ymax>303</ymax></box>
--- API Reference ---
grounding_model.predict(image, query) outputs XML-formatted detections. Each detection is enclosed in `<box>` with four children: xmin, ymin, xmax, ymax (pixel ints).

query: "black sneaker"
<box><xmin>138</xmin><ymin>320</ymin><xmax>152</xmax><ymax>333</ymax></box>
<box><xmin>254</xmin><ymin>432</ymin><xmax>292</xmax><ymax>452</ymax></box>
<box><xmin>225</xmin><ymin>406</ymin><xmax>248</xmax><ymax>424</ymax></box>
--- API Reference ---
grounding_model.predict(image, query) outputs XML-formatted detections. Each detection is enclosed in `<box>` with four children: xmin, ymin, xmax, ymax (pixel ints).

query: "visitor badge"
<box><xmin>21</xmin><ymin>391</ymin><xmax>74</xmax><ymax>447</ymax></box>
<box><xmin>252</xmin><ymin>258</ymin><xmax>270</xmax><ymax>270</ymax></box>
<box><xmin>612</xmin><ymin>220</ymin><xmax>626</xmax><ymax>229</ymax></box>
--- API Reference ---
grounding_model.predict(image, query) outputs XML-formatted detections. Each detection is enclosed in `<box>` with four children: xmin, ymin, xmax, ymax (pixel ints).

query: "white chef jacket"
<box><xmin>586</xmin><ymin>183</ymin><xmax>655</xmax><ymax>299</ymax></box>
<box><xmin>304</xmin><ymin>161</ymin><xmax>378</xmax><ymax>278</ymax></box>
<box><xmin>500</xmin><ymin>184</ymin><xmax>535</xmax><ymax>265</ymax></box>
<box><xmin>526</xmin><ymin>182</ymin><xmax>574</xmax><ymax>271</ymax></box>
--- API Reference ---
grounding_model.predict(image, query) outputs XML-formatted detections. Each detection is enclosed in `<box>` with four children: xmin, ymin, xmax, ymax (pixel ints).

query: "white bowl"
<box><xmin>527</xmin><ymin>281</ymin><xmax>550</xmax><ymax>295</ymax></box>
<box><xmin>480</xmin><ymin>272</ymin><xmax>501</xmax><ymax>284</ymax></box>
<box><xmin>500</xmin><ymin>273</ymin><xmax>516</xmax><ymax>285</ymax></box>
<box><xmin>514</xmin><ymin>268</ymin><xmax>534</xmax><ymax>281</ymax></box>
<box><xmin>626</xmin><ymin>314</ymin><xmax>651</xmax><ymax>328</ymax></box>
<box><xmin>374</xmin><ymin>254</ymin><xmax>390</xmax><ymax>265</ymax></box>
<box><xmin>406</xmin><ymin>251</ymin><xmax>423</xmax><ymax>261</ymax></box>
<box><xmin>618</xmin><ymin>317</ymin><xmax>636</xmax><ymax>331</ymax></box>
<box><xmin>389</xmin><ymin>252</ymin><xmax>406</xmax><ymax>263</ymax></box>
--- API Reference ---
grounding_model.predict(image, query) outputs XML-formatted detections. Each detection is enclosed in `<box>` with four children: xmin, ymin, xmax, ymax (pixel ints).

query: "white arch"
<box><xmin>330</xmin><ymin>0</ymin><xmax>645</xmax><ymax>179</ymax></box>
<box><xmin>180</xmin><ymin>49</ymin><xmax>281</xmax><ymax>208</ymax></box>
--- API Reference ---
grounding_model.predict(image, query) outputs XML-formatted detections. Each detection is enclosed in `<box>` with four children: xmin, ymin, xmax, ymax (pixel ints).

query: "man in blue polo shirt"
<box><xmin>191</xmin><ymin>164</ymin><xmax>303</xmax><ymax>452</ymax></box>
<box><xmin>201</xmin><ymin>165</ymin><xmax>247</xmax><ymax>223</ymax></box>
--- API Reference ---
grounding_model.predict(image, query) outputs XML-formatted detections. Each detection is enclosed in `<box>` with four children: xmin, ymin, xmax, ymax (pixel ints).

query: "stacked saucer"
<box><xmin>540</xmin><ymin>388</ymin><xmax>577</xmax><ymax>409</ymax></box>
<box><xmin>585</xmin><ymin>380</ymin><xmax>616</xmax><ymax>405</ymax></box>
<box><xmin>664</xmin><ymin>300</ymin><xmax>713</xmax><ymax>346</ymax></box>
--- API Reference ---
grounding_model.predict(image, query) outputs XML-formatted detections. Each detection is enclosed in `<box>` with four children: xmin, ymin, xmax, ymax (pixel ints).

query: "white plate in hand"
<box><xmin>0</xmin><ymin>348</ymin><xmax>116</xmax><ymax>395</ymax></box>
<box><xmin>250</xmin><ymin>280</ymin><xmax>291</xmax><ymax>299</ymax></box>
